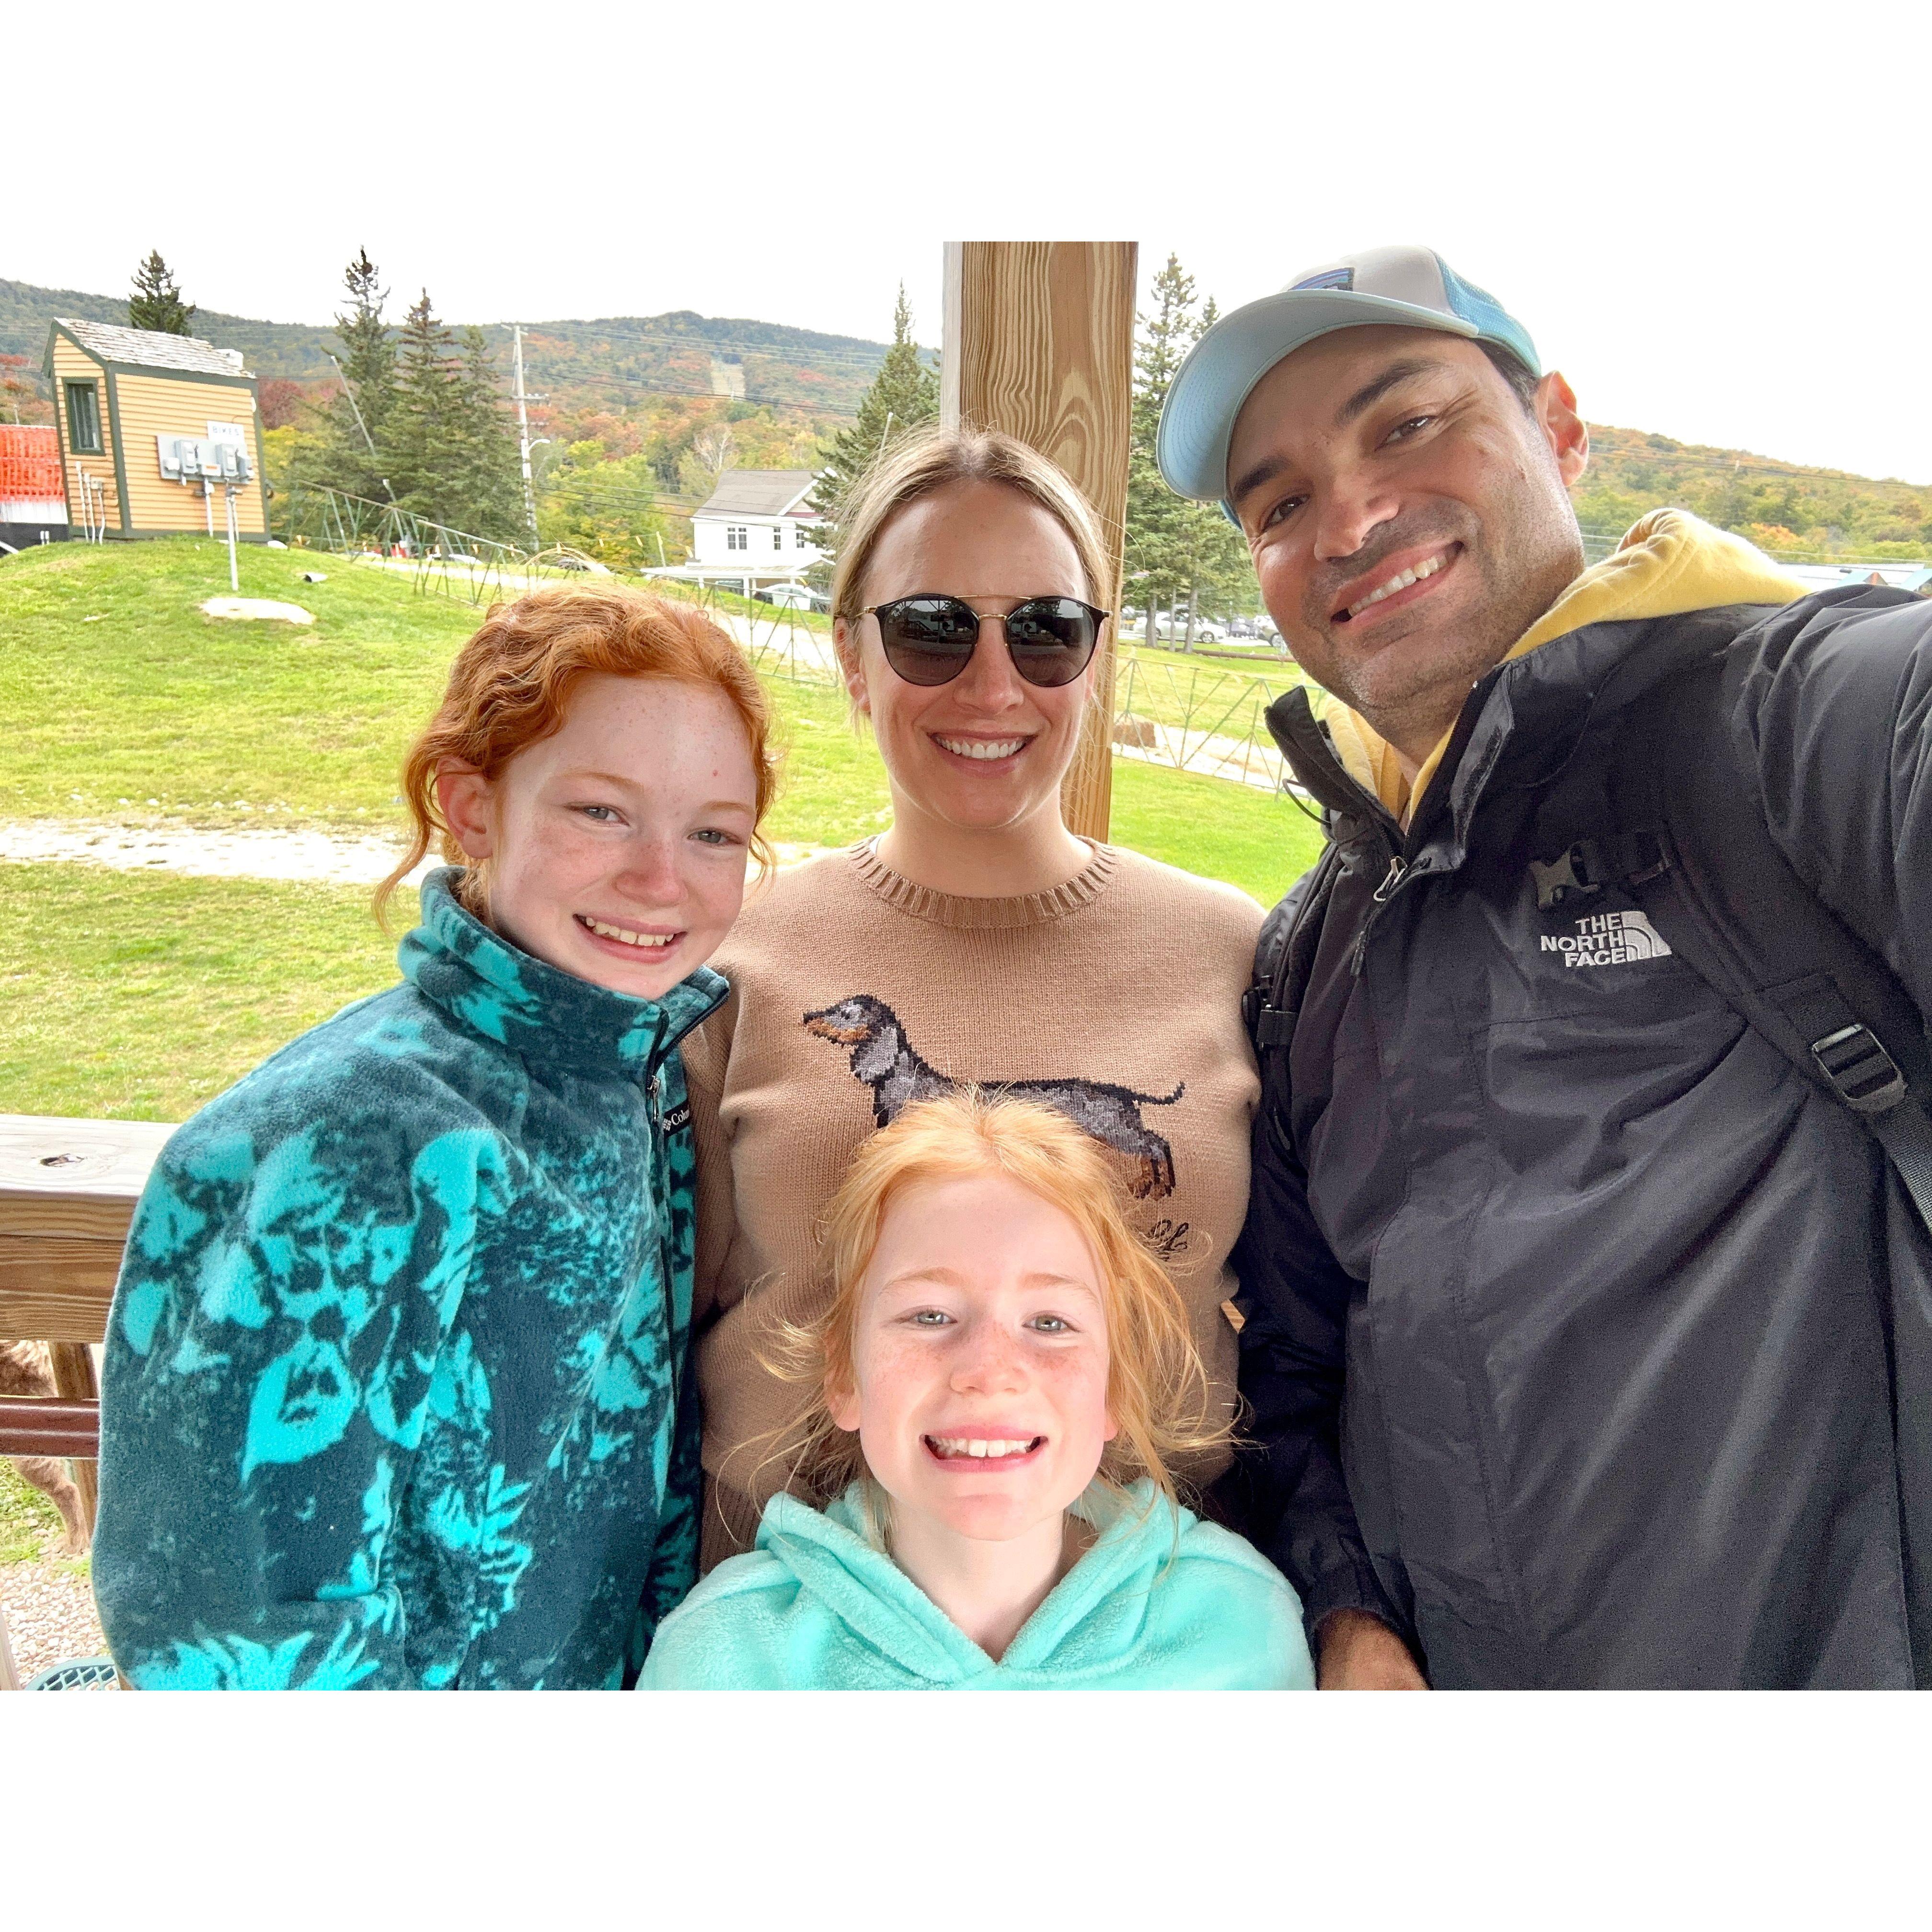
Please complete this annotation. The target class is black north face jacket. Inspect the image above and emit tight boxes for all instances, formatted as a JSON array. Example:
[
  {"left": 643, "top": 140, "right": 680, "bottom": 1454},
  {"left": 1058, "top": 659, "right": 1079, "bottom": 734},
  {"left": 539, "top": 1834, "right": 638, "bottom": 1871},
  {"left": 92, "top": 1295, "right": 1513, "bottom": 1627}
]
[{"left": 1235, "top": 535, "right": 1932, "bottom": 1688}]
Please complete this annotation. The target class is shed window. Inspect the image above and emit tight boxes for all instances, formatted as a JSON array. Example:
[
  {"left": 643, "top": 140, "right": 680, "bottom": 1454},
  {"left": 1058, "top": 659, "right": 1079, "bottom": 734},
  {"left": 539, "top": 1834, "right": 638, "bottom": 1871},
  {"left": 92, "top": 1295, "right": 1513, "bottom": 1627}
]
[{"left": 65, "top": 381, "right": 103, "bottom": 456}]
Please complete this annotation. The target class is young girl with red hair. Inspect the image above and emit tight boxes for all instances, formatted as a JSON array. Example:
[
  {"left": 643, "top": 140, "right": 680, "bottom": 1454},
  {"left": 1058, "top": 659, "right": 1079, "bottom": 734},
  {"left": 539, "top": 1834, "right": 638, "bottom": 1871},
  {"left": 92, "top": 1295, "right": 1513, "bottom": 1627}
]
[
  {"left": 643, "top": 1091, "right": 1313, "bottom": 1689},
  {"left": 93, "top": 587, "right": 776, "bottom": 1690}
]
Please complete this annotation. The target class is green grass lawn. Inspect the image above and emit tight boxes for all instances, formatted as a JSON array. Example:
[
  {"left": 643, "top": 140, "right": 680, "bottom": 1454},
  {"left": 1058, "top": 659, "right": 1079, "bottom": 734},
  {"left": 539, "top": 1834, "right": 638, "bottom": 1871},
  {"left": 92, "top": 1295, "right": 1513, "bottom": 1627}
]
[
  {"left": 0, "top": 538, "right": 1325, "bottom": 1120},
  {"left": 0, "top": 863, "right": 417, "bottom": 1120},
  {"left": 0, "top": 1455, "right": 72, "bottom": 1564}
]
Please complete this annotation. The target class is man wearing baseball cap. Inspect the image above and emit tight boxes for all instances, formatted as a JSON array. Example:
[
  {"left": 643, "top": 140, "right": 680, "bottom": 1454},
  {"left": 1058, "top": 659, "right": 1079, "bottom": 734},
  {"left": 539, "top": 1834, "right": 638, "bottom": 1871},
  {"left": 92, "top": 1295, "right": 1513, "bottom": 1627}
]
[{"left": 1162, "top": 247, "right": 1932, "bottom": 1688}]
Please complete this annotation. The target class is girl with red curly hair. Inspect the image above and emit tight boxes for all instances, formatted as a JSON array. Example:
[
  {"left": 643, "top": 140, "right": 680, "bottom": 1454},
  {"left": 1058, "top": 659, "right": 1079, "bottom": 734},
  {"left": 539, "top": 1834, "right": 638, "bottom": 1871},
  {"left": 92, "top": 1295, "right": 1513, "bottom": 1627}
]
[{"left": 94, "top": 587, "right": 776, "bottom": 1689}]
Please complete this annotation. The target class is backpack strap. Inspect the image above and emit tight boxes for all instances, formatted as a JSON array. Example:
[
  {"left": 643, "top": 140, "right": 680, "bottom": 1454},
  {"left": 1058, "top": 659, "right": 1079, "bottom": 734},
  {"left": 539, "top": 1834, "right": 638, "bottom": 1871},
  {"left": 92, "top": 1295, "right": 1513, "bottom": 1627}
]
[
  {"left": 1246, "top": 839, "right": 1346, "bottom": 1057},
  {"left": 1532, "top": 643, "right": 1932, "bottom": 1237}
]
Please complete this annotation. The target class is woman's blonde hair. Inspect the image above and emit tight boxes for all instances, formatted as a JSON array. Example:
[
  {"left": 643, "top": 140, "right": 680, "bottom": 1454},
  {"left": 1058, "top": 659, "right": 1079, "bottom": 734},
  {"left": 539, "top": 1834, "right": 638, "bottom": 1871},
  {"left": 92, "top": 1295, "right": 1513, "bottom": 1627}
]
[
  {"left": 374, "top": 585, "right": 779, "bottom": 924},
  {"left": 830, "top": 423, "right": 1116, "bottom": 679},
  {"left": 767, "top": 1089, "right": 1226, "bottom": 1523}
]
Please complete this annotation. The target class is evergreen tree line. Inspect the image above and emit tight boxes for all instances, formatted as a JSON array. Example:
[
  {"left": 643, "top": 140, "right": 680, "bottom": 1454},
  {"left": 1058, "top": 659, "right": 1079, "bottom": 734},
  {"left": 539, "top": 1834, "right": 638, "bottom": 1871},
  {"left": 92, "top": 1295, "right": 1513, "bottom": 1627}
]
[{"left": 305, "top": 250, "right": 525, "bottom": 543}]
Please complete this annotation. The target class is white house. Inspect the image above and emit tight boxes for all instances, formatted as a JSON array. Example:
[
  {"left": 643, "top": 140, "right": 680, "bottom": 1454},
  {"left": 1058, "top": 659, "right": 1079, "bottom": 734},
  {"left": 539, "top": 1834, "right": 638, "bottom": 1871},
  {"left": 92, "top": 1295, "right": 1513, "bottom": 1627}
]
[{"left": 688, "top": 470, "right": 827, "bottom": 581}]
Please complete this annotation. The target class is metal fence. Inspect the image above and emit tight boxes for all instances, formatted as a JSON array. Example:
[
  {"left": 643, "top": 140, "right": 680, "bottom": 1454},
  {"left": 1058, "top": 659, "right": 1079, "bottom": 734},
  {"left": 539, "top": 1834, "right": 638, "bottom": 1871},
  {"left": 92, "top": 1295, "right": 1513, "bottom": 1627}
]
[
  {"left": 285, "top": 490, "right": 1306, "bottom": 794},
  {"left": 277, "top": 484, "right": 611, "bottom": 605}
]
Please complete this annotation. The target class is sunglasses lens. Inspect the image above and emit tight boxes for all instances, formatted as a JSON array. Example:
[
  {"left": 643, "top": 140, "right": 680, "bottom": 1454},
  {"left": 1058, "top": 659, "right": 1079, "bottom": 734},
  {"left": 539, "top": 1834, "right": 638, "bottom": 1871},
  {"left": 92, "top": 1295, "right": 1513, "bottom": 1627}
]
[
  {"left": 1003, "top": 598, "right": 1099, "bottom": 687},
  {"left": 877, "top": 597, "right": 978, "bottom": 685}
]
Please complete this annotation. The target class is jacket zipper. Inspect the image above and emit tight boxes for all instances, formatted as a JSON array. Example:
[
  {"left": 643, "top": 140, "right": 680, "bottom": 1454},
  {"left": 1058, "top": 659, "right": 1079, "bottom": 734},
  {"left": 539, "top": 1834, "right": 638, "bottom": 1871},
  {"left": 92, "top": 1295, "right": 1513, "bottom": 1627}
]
[{"left": 1265, "top": 686, "right": 1448, "bottom": 978}]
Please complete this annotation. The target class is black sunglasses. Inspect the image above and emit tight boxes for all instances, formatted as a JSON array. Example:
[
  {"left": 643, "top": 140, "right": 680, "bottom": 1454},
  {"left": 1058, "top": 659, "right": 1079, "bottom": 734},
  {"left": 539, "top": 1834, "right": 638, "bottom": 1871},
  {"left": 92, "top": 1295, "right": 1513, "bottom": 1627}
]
[{"left": 862, "top": 594, "right": 1109, "bottom": 688}]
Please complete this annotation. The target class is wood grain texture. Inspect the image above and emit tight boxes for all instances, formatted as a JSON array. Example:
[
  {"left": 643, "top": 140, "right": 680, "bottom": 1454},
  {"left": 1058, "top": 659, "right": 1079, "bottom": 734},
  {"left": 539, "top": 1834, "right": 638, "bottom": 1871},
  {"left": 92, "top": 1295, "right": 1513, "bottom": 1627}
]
[
  {"left": 941, "top": 242, "right": 1138, "bottom": 840},
  {"left": 0, "top": 1243, "right": 121, "bottom": 1344},
  {"left": 0, "top": 1113, "right": 172, "bottom": 1240}
]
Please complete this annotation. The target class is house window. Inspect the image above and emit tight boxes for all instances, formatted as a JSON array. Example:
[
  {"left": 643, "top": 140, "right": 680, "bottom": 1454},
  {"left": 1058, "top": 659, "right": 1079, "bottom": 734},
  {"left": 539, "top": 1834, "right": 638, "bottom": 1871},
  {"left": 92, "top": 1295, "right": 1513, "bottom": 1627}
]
[
  {"left": 65, "top": 381, "right": 103, "bottom": 456},
  {"left": 726, "top": 526, "right": 747, "bottom": 551},
  {"left": 773, "top": 525, "right": 784, "bottom": 551},
  {"left": 795, "top": 525, "right": 810, "bottom": 549}
]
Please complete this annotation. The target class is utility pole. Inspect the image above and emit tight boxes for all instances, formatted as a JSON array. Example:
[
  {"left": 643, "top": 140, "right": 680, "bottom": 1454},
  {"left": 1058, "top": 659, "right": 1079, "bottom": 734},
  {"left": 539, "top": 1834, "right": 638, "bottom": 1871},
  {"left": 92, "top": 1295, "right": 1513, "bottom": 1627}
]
[{"left": 512, "top": 325, "right": 545, "bottom": 547}]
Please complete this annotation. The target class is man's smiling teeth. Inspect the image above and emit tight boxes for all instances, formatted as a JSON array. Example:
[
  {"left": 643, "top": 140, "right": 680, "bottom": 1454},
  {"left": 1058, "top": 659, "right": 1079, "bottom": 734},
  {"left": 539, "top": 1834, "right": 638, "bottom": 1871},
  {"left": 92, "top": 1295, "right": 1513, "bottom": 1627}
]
[
  {"left": 927, "top": 1435, "right": 1040, "bottom": 1459},
  {"left": 1346, "top": 550, "right": 1449, "bottom": 619},
  {"left": 580, "top": 917, "right": 675, "bottom": 948},
  {"left": 935, "top": 736, "right": 1026, "bottom": 761}
]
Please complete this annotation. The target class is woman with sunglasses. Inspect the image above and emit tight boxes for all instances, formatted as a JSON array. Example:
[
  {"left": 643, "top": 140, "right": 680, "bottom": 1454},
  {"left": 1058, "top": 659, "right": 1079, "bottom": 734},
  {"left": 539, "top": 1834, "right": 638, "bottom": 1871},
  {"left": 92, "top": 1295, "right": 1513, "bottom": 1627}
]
[{"left": 686, "top": 424, "right": 1264, "bottom": 1562}]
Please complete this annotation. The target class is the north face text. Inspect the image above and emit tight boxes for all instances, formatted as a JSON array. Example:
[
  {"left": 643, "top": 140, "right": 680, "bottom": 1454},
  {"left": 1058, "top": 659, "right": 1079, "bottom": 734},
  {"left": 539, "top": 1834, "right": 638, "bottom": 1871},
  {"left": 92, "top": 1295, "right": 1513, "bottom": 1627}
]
[{"left": 1541, "top": 908, "right": 1674, "bottom": 969}]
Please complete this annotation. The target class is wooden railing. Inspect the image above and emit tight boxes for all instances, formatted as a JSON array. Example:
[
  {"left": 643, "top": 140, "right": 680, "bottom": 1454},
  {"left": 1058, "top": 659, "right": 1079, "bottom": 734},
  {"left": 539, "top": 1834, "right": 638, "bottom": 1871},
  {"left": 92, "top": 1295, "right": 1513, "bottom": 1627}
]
[{"left": 0, "top": 1114, "right": 174, "bottom": 1538}]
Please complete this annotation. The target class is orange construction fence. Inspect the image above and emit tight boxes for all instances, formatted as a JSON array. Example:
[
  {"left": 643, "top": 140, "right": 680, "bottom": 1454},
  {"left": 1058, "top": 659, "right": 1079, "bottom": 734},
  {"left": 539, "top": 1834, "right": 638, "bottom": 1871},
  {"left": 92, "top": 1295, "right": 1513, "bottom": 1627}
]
[{"left": 0, "top": 425, "right": 65, "bottom": 500}]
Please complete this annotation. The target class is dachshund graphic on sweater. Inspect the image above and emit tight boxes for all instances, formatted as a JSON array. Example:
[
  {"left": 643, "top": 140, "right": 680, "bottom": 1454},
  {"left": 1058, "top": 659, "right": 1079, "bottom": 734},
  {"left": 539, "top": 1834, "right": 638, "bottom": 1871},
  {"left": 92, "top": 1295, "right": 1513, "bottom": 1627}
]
[{"left": 803, "top": 994, "right": 1184, "bottom": 1199}]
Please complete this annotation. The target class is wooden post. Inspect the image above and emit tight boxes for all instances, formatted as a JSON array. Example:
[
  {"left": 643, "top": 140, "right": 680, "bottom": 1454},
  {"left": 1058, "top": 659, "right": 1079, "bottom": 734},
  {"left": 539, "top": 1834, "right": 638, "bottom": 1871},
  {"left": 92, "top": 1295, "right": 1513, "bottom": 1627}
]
[
  {"left": 941, "top": 242, "right": 1138, "bottom": 841},
  {"left": 47, "top": 1343, "right": 100, "bottom": 1538}
]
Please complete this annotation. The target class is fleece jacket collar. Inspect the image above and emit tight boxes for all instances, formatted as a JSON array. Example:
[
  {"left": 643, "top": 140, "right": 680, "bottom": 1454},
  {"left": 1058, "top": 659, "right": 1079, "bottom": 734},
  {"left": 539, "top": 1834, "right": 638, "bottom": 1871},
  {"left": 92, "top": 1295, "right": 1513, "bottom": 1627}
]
[
  {"left": 399, "top": 867, "right": 727, "bottom": 1084},
  {"left": 1312, "top": 509, "right": 1806, "bottom": 823},
  {"left": 756, "top": 1480, "right": 1181, "bottom": 1683}
]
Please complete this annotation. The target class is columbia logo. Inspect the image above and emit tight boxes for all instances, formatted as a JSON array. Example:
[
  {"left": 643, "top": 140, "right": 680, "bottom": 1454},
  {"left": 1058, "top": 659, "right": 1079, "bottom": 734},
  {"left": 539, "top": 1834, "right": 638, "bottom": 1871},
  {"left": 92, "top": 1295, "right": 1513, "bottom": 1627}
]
[{"left": 1541, "top": 908, "right": 1674, "bottom": 969}]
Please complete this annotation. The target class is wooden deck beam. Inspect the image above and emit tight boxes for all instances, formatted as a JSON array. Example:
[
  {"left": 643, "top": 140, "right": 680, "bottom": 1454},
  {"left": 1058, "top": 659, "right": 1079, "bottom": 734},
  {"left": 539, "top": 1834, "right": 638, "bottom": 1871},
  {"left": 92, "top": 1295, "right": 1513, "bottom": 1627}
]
[{"left": 941, "top": 241, "right": 1138, "bottom": 840}]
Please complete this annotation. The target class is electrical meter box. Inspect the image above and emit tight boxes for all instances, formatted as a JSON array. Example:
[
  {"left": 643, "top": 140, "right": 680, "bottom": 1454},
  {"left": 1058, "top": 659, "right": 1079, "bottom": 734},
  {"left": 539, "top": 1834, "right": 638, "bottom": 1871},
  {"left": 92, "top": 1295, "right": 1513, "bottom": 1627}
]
[{"left": 158, "top": 434, "right": 247, "bottom": 483}]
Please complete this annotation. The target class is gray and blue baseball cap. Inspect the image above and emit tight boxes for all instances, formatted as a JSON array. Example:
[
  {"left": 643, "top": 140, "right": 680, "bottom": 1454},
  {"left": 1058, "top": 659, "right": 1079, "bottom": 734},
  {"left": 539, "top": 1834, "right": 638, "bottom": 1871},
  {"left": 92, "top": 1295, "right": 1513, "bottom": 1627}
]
[{"left": 1156, "top": 245, "right": 1541, "bottom": 505}]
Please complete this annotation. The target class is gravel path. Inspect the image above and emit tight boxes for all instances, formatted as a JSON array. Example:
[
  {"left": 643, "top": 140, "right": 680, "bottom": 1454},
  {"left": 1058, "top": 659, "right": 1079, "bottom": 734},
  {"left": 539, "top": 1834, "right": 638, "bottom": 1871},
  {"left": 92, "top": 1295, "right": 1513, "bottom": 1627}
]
[
  {"left": 0, "top": 1554, "right": 112, "bottom": 1689},
  {"left": 0, "top": 820, "right": 834, "bottom": 885}
]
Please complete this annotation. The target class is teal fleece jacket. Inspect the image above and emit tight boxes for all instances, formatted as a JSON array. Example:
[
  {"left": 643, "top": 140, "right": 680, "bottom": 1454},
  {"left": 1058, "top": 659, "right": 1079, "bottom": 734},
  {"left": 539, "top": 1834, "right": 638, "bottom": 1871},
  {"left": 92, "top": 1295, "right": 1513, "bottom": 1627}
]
[
  {"left": 93, "top": 869, "right": 724, "bottom": 1690},
  {"left": 639, "top": 1480, "right": 1315, "bottom": 1690}
]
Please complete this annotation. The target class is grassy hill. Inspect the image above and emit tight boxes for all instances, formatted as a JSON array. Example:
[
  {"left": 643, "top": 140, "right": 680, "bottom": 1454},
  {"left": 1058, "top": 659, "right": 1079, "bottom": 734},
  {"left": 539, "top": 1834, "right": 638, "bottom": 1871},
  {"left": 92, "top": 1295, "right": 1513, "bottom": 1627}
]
[
  {"left": 0, "top": 538, "right": 1320, "bottom": 1118},
  {"left": 1578, "top": 423, "right": 1932, "bottom": 564}
]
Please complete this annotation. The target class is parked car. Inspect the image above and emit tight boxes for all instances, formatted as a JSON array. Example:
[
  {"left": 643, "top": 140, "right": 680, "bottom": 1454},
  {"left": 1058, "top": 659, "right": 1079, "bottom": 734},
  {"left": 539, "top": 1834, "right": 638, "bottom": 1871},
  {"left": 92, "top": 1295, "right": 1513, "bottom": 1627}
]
[{"left": 757, "top": 582, "right": 828, "bottom": 611}]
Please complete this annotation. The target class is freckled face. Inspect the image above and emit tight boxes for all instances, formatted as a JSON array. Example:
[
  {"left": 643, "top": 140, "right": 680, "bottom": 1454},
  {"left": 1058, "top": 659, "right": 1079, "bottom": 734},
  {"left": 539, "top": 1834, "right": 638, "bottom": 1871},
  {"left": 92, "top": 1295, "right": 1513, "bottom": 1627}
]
[
  {"left": 832, "top": 1172, "right": 1117, "bottom": 1545},
  {"left": 437, "top": 674, "right": 759, "bottom": 1000}
]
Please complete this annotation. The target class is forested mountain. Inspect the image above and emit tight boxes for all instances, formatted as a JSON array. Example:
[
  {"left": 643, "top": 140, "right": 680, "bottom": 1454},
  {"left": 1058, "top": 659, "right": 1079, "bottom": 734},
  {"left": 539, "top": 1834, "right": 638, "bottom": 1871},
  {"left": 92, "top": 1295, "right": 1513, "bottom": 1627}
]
[
  {"left": 8, "top": 268, "right": 1928, "bottom": 569},
  {"left": 1577, "top": 423, "right": 1932, "bottom": 563},
  {"left": 0, "top": 276, "right": 893, "bottom": 419}
]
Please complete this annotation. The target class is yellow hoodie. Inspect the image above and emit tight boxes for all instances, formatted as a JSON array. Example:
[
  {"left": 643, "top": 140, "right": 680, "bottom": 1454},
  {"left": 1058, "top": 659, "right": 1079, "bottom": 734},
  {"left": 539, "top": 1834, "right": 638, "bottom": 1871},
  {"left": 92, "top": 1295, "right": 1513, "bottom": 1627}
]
[{"left": 1311, "top": 510, "right": 1808, "bottom": 824}]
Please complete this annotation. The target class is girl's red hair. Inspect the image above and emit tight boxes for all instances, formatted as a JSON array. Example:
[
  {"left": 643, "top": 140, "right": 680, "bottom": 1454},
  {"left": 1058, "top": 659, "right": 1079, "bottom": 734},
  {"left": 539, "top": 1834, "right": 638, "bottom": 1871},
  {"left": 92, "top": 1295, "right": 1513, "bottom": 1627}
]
[{"left": 375, "top": 585, "right": 778, "bottom": 921}]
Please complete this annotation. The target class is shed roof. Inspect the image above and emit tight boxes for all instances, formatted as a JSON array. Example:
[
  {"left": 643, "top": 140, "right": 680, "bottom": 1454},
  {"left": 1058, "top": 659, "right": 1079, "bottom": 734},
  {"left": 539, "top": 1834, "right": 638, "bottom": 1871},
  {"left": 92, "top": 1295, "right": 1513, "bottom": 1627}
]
[
  {"left": 694, "top": 470, "right": 819, "bottom": 518},
  {"left": 55, "top": 318, "right": 250, "bottom": 379}
]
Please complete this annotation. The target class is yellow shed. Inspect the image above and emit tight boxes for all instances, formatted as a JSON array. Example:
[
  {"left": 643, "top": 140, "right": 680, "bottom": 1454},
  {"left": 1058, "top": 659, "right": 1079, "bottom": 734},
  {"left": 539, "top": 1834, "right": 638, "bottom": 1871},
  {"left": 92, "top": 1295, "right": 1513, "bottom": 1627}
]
[{"left": 42, "top": 318, "right": 270, "bottom": 542}]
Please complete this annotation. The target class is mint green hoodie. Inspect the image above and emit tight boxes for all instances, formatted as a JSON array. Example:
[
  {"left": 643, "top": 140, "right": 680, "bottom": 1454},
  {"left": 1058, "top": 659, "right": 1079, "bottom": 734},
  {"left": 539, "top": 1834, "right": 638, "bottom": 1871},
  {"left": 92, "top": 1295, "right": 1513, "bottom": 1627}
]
[{"left": 639, "top": 1480, "right": 1315, "bottom": 1690}]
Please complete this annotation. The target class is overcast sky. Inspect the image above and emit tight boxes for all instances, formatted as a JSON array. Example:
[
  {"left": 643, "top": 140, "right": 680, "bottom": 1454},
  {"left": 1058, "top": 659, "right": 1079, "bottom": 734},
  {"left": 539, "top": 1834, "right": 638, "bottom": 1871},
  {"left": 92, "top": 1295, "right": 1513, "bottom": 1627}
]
[{"left": 16, "top": 1, "right": 1926, "bottom": 482}]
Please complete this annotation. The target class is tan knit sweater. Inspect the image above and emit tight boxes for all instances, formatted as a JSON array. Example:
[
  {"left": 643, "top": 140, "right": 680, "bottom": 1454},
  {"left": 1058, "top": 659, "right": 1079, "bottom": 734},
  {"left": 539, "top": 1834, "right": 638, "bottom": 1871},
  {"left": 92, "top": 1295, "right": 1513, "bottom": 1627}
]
[{"left": 685, "top": 838, "right": 1264, "bottom": 1560}]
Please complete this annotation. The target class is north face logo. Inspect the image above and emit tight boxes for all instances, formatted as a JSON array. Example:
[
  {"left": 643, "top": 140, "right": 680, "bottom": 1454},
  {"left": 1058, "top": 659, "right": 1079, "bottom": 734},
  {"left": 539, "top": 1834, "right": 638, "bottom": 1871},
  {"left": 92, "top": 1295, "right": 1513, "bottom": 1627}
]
[{"left": 1540, "top": 908, "right": 1674, "bottom": 969}]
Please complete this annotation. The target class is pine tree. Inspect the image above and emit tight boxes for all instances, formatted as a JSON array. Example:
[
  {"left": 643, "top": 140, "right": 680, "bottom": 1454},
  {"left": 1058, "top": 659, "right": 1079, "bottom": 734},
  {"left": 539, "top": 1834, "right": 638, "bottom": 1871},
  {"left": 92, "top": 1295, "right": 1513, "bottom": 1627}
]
[
  {"left": 1123, "top": 256, "right": 1251, "bottom": 650},
  {"left": 446, "top": 327, "right": 527, "bottom": 544},
  {"left": 128, "top": 251, "right": 196, "bottom": 335},
  {"left": 313, "top": 248, "right": 399, "bottom": 508},
  {"left": 1124, "top": 254, "right": 1197, "bottom": 646},
  {"left": 387, "top": 290, "right": 462, "bottom": 528},
  {"left": 807, "top": 285, "right": 939, "bottom": 558}
]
